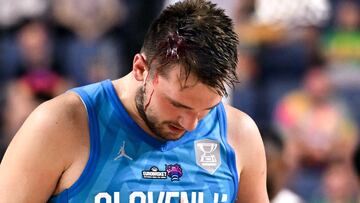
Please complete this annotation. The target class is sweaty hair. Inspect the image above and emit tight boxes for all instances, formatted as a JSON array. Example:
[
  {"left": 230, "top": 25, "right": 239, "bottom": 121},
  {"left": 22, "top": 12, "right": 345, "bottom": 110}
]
[{"left": 141, "top": 0, "right": 239, "bottom": 96}]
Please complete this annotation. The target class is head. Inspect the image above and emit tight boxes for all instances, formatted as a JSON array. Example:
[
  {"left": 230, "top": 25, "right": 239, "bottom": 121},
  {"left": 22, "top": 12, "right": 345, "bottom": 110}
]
[
  {"left": 17, "top": 20, "right": 50, "bottom": 67},
  {"left": 304, "top": 64, "right": 332, "bottom": 101},
  {"left": 336, "top": 1, "right": 360, "bottom": 31},
  {"left": 133, "top": 0, "right": 239, "bottom": 141},
  {"left": 322, "top": 162, "right": 358, "bottom": 201}
]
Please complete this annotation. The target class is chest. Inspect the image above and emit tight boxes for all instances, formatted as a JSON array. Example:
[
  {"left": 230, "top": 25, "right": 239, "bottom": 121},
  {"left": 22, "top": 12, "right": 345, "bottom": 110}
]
[{"left": 83, "top": 136, "right": 236, "bottom": 203}]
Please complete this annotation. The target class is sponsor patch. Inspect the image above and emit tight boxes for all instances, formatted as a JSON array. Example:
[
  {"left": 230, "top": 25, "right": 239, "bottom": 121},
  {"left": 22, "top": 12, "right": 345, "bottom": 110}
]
[{"left": 142, "top": 164, "right": 183, "bottom": 181}]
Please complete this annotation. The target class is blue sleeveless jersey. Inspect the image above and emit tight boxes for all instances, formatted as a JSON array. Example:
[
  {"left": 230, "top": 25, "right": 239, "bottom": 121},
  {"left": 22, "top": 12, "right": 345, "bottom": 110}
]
[{"left": 48, "top": 80, "right": 238, "bottom": 203}]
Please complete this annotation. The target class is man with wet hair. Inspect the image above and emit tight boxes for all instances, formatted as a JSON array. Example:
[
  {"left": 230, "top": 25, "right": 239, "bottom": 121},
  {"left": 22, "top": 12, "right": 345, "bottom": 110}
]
[{"left": 0, "top": 1, "right": 269, "bottom": 202}]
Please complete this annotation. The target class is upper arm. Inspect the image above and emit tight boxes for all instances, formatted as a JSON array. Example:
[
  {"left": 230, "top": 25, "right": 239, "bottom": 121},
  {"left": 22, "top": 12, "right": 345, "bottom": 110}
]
[
  {"left": 225, "top": 105, "right": 269, "bottom": 203},
  {"left": 0, "top": 93, "right": 86, "bottom": 203}
]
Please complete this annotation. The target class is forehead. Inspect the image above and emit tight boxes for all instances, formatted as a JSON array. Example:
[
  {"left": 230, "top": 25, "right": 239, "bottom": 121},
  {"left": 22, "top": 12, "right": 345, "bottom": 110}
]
[{"left": 154, "top": 66, "right": 222, "bottom": 109}]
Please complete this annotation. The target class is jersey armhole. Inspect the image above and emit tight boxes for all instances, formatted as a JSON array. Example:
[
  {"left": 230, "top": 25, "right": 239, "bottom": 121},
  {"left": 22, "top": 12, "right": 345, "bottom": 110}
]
[
  {"left": 218, "top": 102, "right": 239, "bottom": 202},
  {"left": 48, "top": 89, "right": 100, "bottom": 202}
]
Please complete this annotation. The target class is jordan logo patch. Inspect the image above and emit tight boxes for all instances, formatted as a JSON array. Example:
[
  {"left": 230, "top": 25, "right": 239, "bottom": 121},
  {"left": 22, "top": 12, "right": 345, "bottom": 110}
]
[{"left": 114, "top": 141, "right": 133, "bottom": 160}]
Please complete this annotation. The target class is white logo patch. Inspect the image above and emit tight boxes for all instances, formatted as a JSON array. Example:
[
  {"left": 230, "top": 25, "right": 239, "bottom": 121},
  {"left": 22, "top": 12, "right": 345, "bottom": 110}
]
[{"left": 195, "top": 139, "right": 221, "bottom": 174}]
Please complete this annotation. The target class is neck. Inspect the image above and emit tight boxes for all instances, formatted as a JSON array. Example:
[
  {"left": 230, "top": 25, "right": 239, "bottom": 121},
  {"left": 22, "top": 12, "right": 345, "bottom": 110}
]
[{"left": 113, "top": 73, "right": 156, "bottom": 137}]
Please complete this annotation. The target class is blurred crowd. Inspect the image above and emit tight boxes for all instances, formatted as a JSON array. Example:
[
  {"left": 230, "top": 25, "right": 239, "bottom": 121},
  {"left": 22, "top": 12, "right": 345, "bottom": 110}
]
[{"left": 0, "top": 0, "right": 360, "bottom": 202}]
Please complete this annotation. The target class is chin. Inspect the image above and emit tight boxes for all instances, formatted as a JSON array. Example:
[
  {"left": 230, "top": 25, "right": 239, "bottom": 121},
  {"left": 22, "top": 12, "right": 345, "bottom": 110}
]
[{"left": 160, "top": 132, "right": 185, "bottom": 141}]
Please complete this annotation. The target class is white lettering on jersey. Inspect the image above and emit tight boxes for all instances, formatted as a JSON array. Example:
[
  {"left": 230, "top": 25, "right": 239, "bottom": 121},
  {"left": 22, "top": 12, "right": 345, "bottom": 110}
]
[
  {"left": 94, "top": 191, "right": 228, "bottom": 203},
  {"left": 191, "top": 192, "right": 197, "bottom": 203},
  {"left": 221, "top": 194, "right": 228, "bottom": 202},
  {"left": 95, "top": 192, "right": 120, "bottom": 203},
  {"left": 180, "top": 192, "right": 188, "bottom": 203},
  {"left": 164, "top": 192, "right": 178, "bottom": 203},
  {"left": 158, "top": 192, "right": 165, "bottom": 203},
  {"left": 95, "top": 192, "right": 111, "bottom": 203},
  {"left": 130, "top": 192, "right": 146, "bottom": 203}
]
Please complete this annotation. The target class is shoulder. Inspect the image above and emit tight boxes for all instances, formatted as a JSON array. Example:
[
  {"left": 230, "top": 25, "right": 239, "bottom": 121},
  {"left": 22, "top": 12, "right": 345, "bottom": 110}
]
[
  {"left": 2, "top": 90, "right": 89, "bottom": 172},
  {"left": 223, "top": 104, "right": 269, "bottom": 202},
  {"left": 223, "top": 104, "right": 260, "bottom": 138},
  {"left": 32, "top": 91, "right": 89, "bottom": 159},
  {"left": 29, "top": 92, "right": 88, "bottom": 140},
  {"left": 0, "top": 92, "right": 89, "bottom": 201},
  {"left": 223, "top": 104, "right": 265, "bottom": 172},
  {"left": 7, "top": 91, "right": 88, "bottom": 164},
  {"left": 223, "top": 104, "right": 262, "bottom": 149}
]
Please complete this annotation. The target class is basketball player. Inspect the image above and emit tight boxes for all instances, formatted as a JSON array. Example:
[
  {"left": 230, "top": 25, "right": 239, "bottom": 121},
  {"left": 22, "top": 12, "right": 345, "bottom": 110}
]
[{"left": 0, "top": 0, "right": 269, "bottom": 202}]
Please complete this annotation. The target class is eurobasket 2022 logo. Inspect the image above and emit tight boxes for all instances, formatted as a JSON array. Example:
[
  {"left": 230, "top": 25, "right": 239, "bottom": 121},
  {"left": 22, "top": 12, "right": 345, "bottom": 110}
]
[{"left": 142, "top": 164, "right": 183, "bottom": 181}]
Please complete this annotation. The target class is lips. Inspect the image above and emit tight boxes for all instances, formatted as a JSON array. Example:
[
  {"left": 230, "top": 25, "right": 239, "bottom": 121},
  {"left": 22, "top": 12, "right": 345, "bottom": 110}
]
[{"left": 168, "top": 124, "right": 184, "bottom": 133}]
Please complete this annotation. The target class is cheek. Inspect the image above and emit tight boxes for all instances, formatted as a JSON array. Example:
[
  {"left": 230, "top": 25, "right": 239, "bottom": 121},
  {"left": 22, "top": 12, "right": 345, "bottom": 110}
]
[
  {"left": 149, "top": 94, "right": 180, "bottom": 119},
  {"left": 198, "top": 110, "right": 210, "bottom": 120}
]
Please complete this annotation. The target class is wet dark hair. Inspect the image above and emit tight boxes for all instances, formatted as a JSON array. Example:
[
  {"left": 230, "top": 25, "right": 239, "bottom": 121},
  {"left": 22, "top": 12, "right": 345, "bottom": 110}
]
[{"left": 141, "top": 0, "right": 239, "bottom": 96}]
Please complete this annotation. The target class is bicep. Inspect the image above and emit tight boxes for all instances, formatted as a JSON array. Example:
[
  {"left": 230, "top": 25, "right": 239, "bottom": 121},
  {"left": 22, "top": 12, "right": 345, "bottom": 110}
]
[
  {"left": 0, "top": 104, "right": 69, "bottom": 203},
  {"left": 226, "top": 109, "right": 269, "bottom": 203},
  {"left": 235, "top": 134, "right": 268, "bottom": 203}
]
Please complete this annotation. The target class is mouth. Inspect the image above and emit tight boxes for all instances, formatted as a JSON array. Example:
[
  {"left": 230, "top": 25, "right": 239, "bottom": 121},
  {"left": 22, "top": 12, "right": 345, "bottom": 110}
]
[{"left": 168, "top": 123, "right": 185, "bottom": 134}]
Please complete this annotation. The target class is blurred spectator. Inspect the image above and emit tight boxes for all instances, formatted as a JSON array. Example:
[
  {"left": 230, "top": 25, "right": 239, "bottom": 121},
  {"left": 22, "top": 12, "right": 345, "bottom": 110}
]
[
  {"left": 230, "top": 44, "right": 261, "bottom": 116},
  {"left": 274, "top": 63, "right": 358, "bottom": 201},
  {"left": 119, "top": 0, "right": 167, "bottom": 69},
  {"left": 0, "top": 0, "right": 166, "bottom": 161},
  {"left": 14, "top": 20, "right": 70, "bottom": 90},
  {"left": 1, "top": 80, "right": 51, "bottom": 153},
  {"left": 0, "top": 0, "right": 48, "bottom": 27},
  {"left": 254, "top": 0, "right": 330, "bottom": 29},
  {"left": 231, "top": 0, "right": 331, "bottom": 127},
  {"left": 322, "top": 0, "right": 360, "bottom": 88},
  {"left": 0, "top": 72, "right": 69, "bottom": 160},
  {"left": 0, "top": 20, "right": 70, "bottom": 160},
  {"left": 322, "top": 0, "right": 360, "bottom": 126},
  {"left": 50, "top": 0, "right": 126, "bottom": 85},
  {"left": 52, "top": 0, "right": 126, "bottom": 40},
  {"left": 1, "top": 20, "right": 65, "bottom": 82},
  {"left": 50, "top": 0, "right": 165, "bottom": 85},
  {"left": 16, "top": 21, "right": 54, "bottom": 75},
  {"left": 311, "top": 162, "right": 359, "bottom": 203},
  {"left": 261, "top": 127, "right": 304, "bottom": 203},
  {"left": 323, "top": 1, "right": 360, "bottom": 62},
  {"left": 0, "top": 30, "right": 18, "bottom": 83}
]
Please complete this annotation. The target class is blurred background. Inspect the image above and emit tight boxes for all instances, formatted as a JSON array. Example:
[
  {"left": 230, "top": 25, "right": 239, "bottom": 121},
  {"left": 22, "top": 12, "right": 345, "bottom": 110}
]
[{"left": 0, "top": 0, "right": 359, "bottom": 202}]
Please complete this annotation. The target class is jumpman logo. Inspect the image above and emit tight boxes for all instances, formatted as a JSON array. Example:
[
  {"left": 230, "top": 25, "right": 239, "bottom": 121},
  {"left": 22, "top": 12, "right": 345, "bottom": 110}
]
[{"left": 114, "top": 141, "right": 133, "bottom": 160}]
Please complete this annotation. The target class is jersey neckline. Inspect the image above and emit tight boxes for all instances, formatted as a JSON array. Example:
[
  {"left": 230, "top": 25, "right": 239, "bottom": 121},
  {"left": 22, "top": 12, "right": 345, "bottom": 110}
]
[{"left": 102, "top": 79, "right": 218, "bottom": 151}]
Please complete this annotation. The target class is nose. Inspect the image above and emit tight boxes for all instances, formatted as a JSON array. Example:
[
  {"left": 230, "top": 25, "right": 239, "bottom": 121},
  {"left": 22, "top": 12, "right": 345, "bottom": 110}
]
[{"left": 178, "top": 112, "right": 199, "bottom": 131}]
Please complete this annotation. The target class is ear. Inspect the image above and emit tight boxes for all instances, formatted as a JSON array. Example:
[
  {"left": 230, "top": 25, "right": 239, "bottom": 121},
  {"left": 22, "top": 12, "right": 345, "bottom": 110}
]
[{"left": 132, "top": 53, "right": 149, "bottom": 82}]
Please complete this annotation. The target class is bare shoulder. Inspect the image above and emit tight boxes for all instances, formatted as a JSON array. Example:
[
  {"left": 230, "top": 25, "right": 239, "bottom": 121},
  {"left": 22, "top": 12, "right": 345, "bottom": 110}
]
[
  {"left": 224, "top": 104, "right": 269, "bottom": 202},
  {"left": 19, "top": 91, "right": 88, "bottom": 148},
  {"left": 224, "top": 104, "right": 262, "bottom": 148},
  {"left": 4, "top": 91, "right": 88, "bottom": 156},
  {"left": 223, "top": 104, "right": 264, "bottom": 172},
  {"left": 0, "top": 92, "right": 89, "bottom": 202}
]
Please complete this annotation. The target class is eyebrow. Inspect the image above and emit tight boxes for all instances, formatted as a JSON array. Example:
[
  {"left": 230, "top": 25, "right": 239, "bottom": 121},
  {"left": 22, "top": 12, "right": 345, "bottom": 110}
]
[{"left": 167, "top": 97, "right": 219, "bottom": 111}]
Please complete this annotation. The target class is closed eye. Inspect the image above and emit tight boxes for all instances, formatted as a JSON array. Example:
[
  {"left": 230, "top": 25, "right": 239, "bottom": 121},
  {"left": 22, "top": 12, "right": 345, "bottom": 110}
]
[
  {"left": 166, "top": 95, "right": 219, "bottom": 111},
  {"left": 170, "top": 100, "right": 192, "bottom": 110}
]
